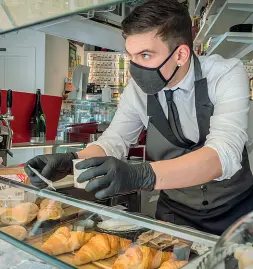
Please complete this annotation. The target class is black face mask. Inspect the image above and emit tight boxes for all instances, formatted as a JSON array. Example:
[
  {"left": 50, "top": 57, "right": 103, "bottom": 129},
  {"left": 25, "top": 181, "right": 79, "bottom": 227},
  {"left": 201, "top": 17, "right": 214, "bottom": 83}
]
[{"left": 129, "top": 46, "right": 180, "bottom": 95}]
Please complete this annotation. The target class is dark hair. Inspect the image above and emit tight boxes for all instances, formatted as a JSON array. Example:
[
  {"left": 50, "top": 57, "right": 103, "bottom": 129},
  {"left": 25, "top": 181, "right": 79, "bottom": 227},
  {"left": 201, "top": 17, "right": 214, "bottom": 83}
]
[{"left": 122, "top": 0, "right": 193, "bottom": 51}]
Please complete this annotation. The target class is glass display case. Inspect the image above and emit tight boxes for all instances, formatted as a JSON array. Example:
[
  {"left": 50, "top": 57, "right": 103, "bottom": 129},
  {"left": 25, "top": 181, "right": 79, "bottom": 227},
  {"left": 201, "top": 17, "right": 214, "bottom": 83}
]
[
  {"left": 63, "top": 99, "right": 118, "bottom": 124},
  {"left": 195, "top": 211, "right": 253, "bottom": 269},
  {"left": 57, "top": 100, "right": 118, "bottom": 142},
  {"left": 0, "top": 176, "right": 219, "bottom": 269}
]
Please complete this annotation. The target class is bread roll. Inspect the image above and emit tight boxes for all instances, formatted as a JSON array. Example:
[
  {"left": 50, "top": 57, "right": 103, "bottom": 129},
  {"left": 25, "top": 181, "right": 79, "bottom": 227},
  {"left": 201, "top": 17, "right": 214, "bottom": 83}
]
[
  {"left": 40, "top": 199, "right": 62, "bottom": 209},
  {"left": 1, "top": 202, "right": 38, "bottom": 225},
  {"left": 0, "top": 207, "right": 7, "bottom": 216},
  {"left": 0, "top": 225, "right": 27, "bottom": 241},
  {"left": 37, "top": 199, "right": 64, "bottom": 221}
]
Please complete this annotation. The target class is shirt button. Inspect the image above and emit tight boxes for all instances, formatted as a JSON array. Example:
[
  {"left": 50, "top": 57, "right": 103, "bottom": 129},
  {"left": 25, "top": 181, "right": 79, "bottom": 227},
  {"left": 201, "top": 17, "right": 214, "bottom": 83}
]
[
  {"left": 202, "top": 200, "right": 209, "bottom": 206},
  {"left": 200, "top": 185, "right": 207, "bottom": 192}
]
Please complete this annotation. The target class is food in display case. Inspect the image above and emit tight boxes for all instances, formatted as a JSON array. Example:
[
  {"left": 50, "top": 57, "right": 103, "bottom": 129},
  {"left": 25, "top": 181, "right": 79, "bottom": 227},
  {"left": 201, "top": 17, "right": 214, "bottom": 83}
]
[
  {"left": 74, "top": 233, "right": 131, "bottom": 265},
  {"left": 0, "top": 225, "right": 27, "bottom": 241},
  {"left": 0, "top": 177, "right": 214, "bottom": 269},
  {"left": 37, "top": 199, "right": 65, "bottom": 221},
  {"left": 112, "top": 245, "right": 177, "bottom": 269},
  {"left": 234, "top": 246, "right": 253, "bottom": 269},
  {"left": 41, "top": 226, "right": 95, "bottom": 256},
  {"left": 1, "top": 202, "right": 39, "bottom": 226},
  {"left": 158, "top": 260, "right": 188, "bottom": 269}
]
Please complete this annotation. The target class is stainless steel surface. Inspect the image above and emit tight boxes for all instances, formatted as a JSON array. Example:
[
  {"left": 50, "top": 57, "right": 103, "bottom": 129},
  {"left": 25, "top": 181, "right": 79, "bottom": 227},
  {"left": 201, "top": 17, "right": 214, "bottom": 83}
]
[{"left": 12, "top": 140, "right": 84, "bottom": 149}]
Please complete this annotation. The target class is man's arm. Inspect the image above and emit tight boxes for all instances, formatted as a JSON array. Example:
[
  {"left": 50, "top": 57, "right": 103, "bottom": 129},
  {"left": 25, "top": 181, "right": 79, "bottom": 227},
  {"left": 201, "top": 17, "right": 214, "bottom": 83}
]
[
  {"left": 152, "top": 147, "right": 221, "bottom": 189},
  {"left": 153, "top": 62, "right": 250, "bottom": 190},
  {"left": 77, "top": 80, "right": 144, "bottom": 160},
  {"left": 77, "top": 145, "right": 106, "bottom": 159}
]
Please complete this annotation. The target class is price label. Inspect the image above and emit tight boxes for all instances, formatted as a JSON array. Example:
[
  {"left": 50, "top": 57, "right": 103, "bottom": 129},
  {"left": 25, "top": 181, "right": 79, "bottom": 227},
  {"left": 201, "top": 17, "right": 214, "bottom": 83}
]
[{"left": 0, "top": 184, "right": 24, "bottom": 200}]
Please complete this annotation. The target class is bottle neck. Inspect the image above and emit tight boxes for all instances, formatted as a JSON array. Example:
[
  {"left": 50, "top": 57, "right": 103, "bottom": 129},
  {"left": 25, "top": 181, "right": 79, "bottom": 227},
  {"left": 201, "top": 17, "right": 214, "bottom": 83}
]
[{"left": 36, "top": 91, "right": 41, "bottom": 104}]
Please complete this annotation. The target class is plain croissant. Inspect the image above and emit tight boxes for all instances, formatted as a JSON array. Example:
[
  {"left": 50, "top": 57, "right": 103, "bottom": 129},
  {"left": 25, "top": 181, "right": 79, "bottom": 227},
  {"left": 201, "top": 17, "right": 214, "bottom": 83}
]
[
  {"left": 74, "top": 233, "right": 132, "bottom": 265},
  {"left": 158, "top": 260, "right": 188, "bottom": 269},
  {"left": 112, "top": 245, "right": 176, "bottom": 269},
  {"left": 41, "top": 226, "right": 94, "bottom": 256}
]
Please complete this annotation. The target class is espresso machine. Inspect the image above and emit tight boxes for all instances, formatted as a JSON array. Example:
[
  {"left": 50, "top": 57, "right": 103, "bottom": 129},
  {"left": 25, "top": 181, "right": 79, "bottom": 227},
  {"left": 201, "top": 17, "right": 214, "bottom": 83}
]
[{"left": 0, "top": 90, "right": 14, "bottom": 166}]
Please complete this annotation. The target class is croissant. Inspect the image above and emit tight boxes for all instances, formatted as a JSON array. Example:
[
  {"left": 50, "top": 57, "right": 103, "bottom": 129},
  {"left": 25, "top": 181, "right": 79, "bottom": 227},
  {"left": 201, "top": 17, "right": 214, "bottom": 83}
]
[
  {"left": 158, "top": 260, "right": 187, "bottom": 269},
  {"left": 74, "top": 233, "right": 132, "bottom": 265},
  {"left": 112, "top": 245, "right": 176, "bottom": 269},
  {"left": 41, "top": 226, "right": 94, "bottom": 256}
]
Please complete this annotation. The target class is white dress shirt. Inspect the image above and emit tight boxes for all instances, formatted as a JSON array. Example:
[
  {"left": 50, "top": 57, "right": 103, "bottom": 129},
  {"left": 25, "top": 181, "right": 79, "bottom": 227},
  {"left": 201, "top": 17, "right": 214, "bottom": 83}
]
[{"left": 89, "top": 54, "right": 250, "bottom": 181}]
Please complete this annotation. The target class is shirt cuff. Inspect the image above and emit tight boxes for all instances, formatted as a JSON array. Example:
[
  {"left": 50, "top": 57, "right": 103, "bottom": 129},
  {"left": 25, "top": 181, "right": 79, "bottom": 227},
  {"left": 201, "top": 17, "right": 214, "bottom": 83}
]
[{"left": 204, "top": 144, "right": 242, "bottom": 181}]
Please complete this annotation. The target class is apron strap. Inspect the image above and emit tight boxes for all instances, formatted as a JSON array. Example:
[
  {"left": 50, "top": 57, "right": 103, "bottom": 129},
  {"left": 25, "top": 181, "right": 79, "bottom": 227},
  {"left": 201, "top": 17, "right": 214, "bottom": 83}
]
[
  {"left": 147, "top": 94, "right": 191, "bottom": 149},
  {"left": 193, "top": 54, "right": 214, "bottom": 148}
]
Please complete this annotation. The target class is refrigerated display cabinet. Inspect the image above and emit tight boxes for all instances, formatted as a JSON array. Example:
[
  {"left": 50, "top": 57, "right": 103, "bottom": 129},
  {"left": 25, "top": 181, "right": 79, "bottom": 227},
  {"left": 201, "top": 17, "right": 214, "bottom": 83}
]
[{"left": 0, "top": 176, "right": 219, "bottom": 269}]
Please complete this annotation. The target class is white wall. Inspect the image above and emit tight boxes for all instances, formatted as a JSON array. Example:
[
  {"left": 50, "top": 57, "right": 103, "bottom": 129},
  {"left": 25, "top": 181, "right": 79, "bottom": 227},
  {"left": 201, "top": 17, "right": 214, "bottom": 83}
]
[
  {"left": 44, "top": 34, "right": 85, "bottom": 96},
  {"left": 0, "top": 29, "right": 46, "bottom": 92},
  {"left": 44, "top": 35, "right": 69, "bottom": 97},
  {"left": 247, "top": 103, "right": 253, "bottom": 171}
]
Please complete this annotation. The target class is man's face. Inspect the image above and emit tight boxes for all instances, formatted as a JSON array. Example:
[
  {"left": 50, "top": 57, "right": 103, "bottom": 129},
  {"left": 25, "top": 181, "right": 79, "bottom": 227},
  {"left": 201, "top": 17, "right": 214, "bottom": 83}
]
[{"left": 125, "top": 30, "right": 178, "bottom": 81}]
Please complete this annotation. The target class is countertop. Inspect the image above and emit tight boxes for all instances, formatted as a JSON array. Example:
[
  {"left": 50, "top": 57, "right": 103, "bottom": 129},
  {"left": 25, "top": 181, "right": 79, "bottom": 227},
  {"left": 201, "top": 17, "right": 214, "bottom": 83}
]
[{"left": 12, "top": 141, "right": 84, "bottom": 149}]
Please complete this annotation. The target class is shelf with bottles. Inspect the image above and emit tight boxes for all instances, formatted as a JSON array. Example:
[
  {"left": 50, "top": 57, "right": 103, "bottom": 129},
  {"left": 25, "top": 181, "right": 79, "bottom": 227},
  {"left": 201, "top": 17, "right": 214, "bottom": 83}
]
[
  {"left": 193, "top": 0, "right": 226, "bottom": 45},
  {"left": 193, "top": 0, "right": 253, "bottom": 58},
  {"left": 88, "top": 78, "right": 122, "bottom": 87},
  {"left": 89, "top": 69, "right": 129, "bottom": 77},
  {"left": 194, "top": 0, "right": 207, "bottom": 16}
]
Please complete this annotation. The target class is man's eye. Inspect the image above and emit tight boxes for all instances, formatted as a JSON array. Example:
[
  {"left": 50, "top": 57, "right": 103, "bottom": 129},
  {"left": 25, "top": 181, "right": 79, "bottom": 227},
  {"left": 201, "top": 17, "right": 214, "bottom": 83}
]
[{"left": 142, "top": 54, "right": 151, "bottom": 59}]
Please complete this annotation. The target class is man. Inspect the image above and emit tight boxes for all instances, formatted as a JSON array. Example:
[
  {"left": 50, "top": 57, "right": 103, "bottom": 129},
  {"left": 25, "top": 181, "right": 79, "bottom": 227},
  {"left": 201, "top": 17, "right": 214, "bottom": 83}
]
[{"left": 25, "top": 0, "right": 252, "bottom": 236}]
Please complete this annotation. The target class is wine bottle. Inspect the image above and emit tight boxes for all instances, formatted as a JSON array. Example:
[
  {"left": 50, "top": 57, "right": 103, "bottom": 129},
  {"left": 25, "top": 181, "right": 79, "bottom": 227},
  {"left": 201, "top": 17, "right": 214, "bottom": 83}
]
[{"left": 30, "top": 89, "right": 46, "bottom": 143}]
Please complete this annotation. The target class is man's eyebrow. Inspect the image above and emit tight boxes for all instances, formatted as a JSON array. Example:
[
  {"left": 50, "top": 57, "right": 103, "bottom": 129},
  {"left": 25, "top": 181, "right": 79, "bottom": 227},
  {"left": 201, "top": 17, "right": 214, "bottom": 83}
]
[{"left": 125, "top": 48, "right": 156, "bottom": 55}]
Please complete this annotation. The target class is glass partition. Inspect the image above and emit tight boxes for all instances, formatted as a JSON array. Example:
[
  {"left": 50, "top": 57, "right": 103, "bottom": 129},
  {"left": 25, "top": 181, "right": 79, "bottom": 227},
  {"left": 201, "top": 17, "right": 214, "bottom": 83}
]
[{"left": 0, "top": 0, "right": 136, "bottom": 34}]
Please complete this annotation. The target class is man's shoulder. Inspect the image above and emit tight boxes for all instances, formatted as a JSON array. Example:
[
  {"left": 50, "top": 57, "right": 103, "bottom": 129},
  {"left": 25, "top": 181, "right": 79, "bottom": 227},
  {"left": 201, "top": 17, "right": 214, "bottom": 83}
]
[{"left": 198, "top": 54, "right": 244, "bottom": 81}]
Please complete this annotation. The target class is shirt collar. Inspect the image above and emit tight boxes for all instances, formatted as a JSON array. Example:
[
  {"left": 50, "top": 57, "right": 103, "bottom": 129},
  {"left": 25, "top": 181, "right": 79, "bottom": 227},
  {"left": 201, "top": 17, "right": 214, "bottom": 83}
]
[{"left": 165, "top": 55, "right": 195, "bottom": 92}]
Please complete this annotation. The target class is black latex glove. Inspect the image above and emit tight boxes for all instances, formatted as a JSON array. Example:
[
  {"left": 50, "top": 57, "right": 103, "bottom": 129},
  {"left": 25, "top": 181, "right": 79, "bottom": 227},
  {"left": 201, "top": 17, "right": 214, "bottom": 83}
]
[
  {"left": 76, "top": 156, "right": 156, "bottom": 199},
  {"left": 24, "top": 152, "right": 78, "bottom": 188}
]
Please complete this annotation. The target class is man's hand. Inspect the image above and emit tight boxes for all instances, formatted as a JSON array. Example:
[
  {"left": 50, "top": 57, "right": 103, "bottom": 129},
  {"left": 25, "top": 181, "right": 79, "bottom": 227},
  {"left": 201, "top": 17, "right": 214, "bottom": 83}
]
[
  {"left": 76, "top": 157, "right": 156, "bottom": 199},
  {"left": 24, "top": 152, "right": 78, "bottom": 188}
]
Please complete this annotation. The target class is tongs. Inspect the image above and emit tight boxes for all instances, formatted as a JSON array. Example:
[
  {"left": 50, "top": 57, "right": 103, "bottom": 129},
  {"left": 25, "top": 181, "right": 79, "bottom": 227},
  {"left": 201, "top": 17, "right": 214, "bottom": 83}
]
[{"left": 28, "top": 165, "right": 56, "bottom": 191}]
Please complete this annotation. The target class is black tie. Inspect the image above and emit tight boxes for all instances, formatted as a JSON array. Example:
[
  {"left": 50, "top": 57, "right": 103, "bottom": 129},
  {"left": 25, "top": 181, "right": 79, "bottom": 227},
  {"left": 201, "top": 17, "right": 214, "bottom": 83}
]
[{"left": 165, "top": 89, "right": 192, "bottom": 145}]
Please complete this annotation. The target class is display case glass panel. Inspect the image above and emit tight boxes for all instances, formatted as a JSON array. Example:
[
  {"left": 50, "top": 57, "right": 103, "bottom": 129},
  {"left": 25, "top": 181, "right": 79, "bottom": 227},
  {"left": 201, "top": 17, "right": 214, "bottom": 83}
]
[{"left": 0, "top": 176, "right": 218, "bottom": 269}]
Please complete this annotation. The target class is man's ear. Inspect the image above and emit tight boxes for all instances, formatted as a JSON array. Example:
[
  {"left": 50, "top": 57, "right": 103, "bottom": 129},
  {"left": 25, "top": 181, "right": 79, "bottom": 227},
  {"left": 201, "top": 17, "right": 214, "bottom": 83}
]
[{"left": 176, "top": 45, "right": 191, "bottom": 66}]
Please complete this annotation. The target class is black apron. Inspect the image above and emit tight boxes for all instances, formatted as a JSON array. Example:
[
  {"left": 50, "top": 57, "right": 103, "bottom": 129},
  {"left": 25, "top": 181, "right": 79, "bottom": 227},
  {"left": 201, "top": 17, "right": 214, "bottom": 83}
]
[{"left": 146, "top": 54, "right": 253, "bottom": 236}]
